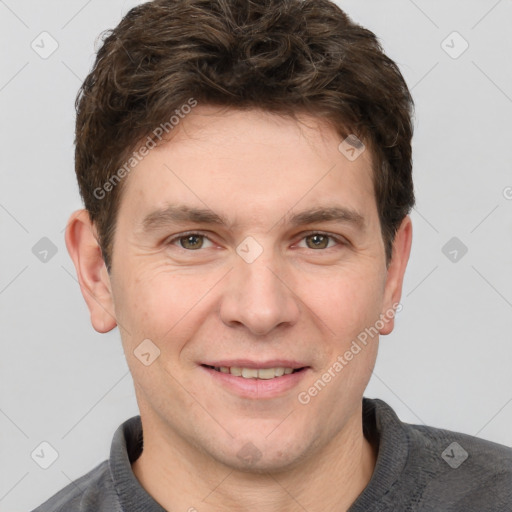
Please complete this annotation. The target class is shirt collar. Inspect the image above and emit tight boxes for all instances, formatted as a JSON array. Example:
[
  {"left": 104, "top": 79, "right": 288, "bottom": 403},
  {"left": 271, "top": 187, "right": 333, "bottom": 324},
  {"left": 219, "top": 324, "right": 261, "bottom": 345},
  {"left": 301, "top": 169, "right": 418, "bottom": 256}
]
[{"left": 108, "top": 397, "right": 409, "bottom": 511}]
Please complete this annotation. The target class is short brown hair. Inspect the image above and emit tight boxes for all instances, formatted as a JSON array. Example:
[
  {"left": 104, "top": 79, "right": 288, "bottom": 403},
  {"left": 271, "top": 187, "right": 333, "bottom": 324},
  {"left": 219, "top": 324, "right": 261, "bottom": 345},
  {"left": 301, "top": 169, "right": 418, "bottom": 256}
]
[{"left": 74, "top": 0, "right": 415, "bottom": 272}]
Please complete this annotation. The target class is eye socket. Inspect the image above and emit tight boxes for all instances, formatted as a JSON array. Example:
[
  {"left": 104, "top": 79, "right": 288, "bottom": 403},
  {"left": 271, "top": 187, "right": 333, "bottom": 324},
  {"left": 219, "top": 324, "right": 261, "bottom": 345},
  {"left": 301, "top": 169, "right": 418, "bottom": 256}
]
[
  {"left": 166, "top": 231, "right": 346, "bottom": 251},
  {"left": 296, "top": 232, "right": 347, "bottom": 250},
  {"left": 168, "top": 233, "right": 214, "bottom": 250}
]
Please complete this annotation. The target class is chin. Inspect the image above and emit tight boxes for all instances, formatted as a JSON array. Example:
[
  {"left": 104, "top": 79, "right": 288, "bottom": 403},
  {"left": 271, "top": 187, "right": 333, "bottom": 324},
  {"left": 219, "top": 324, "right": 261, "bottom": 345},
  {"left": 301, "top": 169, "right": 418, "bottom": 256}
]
[{"left": 206, "top": 434, "right": 315, "bottom": 475}]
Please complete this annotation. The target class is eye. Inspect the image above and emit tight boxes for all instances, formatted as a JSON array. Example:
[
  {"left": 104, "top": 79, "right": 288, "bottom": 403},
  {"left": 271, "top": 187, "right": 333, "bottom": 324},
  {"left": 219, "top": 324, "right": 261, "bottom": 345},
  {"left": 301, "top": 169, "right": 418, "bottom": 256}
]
[
  {"left": 168, "top": 232, "right": 214, "bottom": 250},
  {"left": 297, "top": 232, "right": 345, "bottom": 250},
  {"left": 166, "top": 231, "right": 346, "bottom": 252}
]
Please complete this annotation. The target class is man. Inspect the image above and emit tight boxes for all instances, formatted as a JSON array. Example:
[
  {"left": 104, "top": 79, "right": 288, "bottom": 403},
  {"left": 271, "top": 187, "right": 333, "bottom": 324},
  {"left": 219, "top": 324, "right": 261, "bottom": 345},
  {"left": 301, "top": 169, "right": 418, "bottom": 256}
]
[{"left": 32, "top": 0, "right": 512, "bottom": 510}]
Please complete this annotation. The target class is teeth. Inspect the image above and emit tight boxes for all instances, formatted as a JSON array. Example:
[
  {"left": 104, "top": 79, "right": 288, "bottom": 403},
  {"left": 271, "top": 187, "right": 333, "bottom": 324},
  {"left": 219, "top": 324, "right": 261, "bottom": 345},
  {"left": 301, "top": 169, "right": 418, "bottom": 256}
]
[
  {"left": 242, "top": 368, "right": 258, "bottom": 378},
  {"left": 210, "top": 365, "right": 300, "bottom": 379},
  {"left": 256, "top": 368, "right": 276, "bottom": 380},
  {"left": 230, "top": 366, "right": 243, "bottom": 376}
]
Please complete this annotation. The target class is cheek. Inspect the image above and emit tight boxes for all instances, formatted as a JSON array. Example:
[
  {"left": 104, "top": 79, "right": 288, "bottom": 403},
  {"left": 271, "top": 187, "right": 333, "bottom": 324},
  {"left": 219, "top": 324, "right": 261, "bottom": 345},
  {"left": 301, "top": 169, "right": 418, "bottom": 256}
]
[
  {"left": 112, "top": 267, "right": 215, "bottom": 346},
  {"left": 111, "top": 268, "right": 171, "bottom": 341},
  {"left": 306, "top": 266, "right": 384, "bottom": 342}
]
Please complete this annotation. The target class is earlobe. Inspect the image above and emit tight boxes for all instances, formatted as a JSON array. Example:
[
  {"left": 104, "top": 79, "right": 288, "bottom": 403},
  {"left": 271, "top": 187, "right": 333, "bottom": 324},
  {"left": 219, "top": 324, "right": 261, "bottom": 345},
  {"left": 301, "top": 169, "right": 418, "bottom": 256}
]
[
  {"left": 379, "top": 215, "right": 413, "bottom": 335},
  {"left": 64, "top": 209, "right": 117, "bottom": 333}
]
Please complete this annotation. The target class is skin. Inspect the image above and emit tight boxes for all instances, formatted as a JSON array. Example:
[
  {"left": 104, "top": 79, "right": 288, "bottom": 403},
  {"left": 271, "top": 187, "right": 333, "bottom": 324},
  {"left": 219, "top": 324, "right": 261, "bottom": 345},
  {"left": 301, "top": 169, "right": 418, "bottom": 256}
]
[{"left": 66, "top": 106, "right": 412, "bottom": 512}]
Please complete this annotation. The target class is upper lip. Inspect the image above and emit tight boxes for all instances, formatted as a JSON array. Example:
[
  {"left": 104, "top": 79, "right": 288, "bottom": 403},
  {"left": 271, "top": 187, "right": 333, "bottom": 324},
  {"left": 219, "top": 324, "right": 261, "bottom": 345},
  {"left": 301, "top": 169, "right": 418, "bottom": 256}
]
[{"left": 201, "top": 359, "right": 308, "bottom": 369}]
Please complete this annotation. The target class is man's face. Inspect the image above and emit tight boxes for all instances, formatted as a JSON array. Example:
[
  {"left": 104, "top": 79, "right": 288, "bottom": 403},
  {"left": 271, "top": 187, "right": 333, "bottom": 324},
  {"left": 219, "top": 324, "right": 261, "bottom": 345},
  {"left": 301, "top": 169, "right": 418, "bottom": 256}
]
[{"left": 103, "top": 106, "right": 406, "bottom": 471}]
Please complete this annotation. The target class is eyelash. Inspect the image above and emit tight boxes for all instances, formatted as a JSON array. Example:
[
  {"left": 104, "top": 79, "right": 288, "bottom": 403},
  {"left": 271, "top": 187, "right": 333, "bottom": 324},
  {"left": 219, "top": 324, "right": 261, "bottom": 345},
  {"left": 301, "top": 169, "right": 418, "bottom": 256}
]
[{"left": 166, "top": 231, "right": 348, "bottom": 250}]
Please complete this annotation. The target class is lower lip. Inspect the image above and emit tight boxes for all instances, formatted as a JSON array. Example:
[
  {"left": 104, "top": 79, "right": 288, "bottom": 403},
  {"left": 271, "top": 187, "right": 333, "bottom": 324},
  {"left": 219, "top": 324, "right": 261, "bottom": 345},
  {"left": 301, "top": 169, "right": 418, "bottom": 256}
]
[{"left": 199, "top": 365, "right": 310, "bottom": 399}]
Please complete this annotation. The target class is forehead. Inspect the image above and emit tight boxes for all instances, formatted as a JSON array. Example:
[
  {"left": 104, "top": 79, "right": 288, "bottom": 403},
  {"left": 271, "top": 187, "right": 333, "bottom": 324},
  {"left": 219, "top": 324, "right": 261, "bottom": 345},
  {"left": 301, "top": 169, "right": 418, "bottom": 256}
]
[{"left": 116, "top": 106, "right": 377, "bottom": 229}]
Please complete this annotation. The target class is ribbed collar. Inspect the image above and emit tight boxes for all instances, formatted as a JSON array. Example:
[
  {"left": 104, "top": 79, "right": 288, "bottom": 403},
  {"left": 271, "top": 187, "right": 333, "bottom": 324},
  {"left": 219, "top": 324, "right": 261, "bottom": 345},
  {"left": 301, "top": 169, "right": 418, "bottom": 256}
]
[
  {"left": 348, "top": 397, "right": 410, "bottom": 511},
  {"left": 109, "top": 414, "right": 166, "bottom": 511},
  {"left": 109, "top": 397, "right": 409, "bottom": 511}
]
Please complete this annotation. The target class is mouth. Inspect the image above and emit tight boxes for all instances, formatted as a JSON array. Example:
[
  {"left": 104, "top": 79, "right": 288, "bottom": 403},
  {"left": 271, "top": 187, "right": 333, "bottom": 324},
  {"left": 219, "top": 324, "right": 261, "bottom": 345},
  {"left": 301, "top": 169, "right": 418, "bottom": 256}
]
[
  {"left": 201, "top": 364, "right": 307, "bottom": 380},
  {"left": 199, "top": 361, "right": 311, "bottom": 399}
]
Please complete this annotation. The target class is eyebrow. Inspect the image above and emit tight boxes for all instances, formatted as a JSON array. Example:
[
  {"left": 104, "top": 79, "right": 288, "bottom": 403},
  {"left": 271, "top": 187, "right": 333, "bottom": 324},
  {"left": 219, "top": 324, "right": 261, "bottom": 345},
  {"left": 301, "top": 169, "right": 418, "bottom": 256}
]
[{"left": 140, "top": 204, "right": 366, "bottom": 233}]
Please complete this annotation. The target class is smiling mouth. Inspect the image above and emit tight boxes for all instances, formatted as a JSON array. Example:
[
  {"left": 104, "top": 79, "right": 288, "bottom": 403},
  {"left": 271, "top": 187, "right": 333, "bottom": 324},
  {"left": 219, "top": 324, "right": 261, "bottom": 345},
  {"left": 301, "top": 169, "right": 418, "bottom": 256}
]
[{"left": 202, "top": 364, "right": 306, "bottom": 380}]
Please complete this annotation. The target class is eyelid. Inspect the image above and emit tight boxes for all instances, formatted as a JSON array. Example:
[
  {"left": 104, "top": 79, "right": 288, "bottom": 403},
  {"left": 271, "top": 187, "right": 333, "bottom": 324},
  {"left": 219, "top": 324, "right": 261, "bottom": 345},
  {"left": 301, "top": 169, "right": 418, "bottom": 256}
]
[
  {"left": 166, "top": 230, "right": 215, "bottom": 248},
  {"left": 294, "top": 230, "right": 348, "bottom": 248},
  {"left": 166, "top": 230, "right": 348, "bottom": 249}
]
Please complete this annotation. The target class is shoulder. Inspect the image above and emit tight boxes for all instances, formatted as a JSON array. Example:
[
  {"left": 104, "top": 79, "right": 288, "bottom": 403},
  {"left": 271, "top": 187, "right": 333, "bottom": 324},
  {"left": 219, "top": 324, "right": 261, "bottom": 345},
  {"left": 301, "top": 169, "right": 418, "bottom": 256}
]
[
  {"left": 409, "top": 419, "right": 512, "bottom": 471},
  {"left": 404, "top": 419, "right": 512, "bottom": 509},
  {"left": 365, "top": 398, "right": 512, "bottom": 511},
  {"left": 31, "top": 415, "right": 142, "bottom": 512},
  {"left": 30, "top": 460, "right": 120, "bottom": 512}
]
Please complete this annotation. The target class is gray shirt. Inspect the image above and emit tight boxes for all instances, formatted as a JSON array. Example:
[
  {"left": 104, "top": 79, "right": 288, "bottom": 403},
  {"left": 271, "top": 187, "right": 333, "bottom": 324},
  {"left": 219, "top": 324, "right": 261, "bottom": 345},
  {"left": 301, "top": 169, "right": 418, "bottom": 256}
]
[{"left": 31, "top": 397, "right": 512, "bottom": 511}]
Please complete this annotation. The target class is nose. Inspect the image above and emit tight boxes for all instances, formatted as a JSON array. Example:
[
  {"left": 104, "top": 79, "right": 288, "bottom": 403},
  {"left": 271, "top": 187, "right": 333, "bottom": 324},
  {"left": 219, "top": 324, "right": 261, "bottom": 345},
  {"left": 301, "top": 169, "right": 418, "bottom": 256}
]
[{"left": 219, "top": 249, "right": 300, "bottom": 336}]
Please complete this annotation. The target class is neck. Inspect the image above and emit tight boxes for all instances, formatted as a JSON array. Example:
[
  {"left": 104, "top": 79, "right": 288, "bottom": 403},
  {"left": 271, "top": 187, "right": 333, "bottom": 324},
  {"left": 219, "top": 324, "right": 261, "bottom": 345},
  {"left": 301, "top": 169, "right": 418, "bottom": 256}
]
[{"left": 132, "top": 405, "right": 377, "bottom": 512}]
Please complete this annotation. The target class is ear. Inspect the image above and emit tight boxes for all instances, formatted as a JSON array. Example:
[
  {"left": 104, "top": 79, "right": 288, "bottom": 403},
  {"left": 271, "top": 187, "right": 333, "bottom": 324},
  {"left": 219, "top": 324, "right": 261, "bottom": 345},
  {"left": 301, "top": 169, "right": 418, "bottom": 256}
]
[
  {"left": 65, "top": 209, "right": 117, "bottom": 333},
  {"left": 379, "top": 215, "right": 412, "bottom": 335}
]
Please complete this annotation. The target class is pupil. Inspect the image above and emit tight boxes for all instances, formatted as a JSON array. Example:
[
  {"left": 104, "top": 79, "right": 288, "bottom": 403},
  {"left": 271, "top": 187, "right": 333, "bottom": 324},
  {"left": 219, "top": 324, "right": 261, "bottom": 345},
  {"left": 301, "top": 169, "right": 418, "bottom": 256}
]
[
  {"left": 308, "top": 234, "right": 327, "bottom": 249},
  {"left": 182, "top": 235, "right": 202, "bottom": 249}
]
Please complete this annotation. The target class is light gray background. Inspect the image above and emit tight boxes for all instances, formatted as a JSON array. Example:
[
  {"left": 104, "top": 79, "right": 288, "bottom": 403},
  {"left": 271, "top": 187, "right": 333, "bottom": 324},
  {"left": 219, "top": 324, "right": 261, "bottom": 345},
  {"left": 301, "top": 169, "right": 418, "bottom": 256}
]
[{"left": 1, "top": 0, "right": 511, "bottom": 510}]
